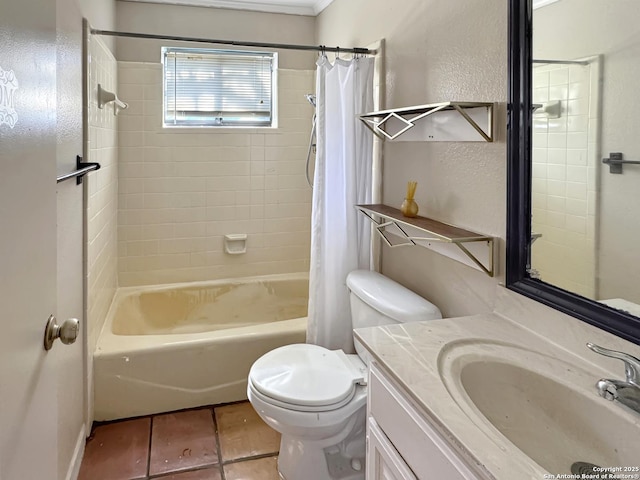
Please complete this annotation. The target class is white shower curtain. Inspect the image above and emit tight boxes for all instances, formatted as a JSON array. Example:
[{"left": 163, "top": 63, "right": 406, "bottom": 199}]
[{"left": 307, "top": 56, "right": 375, "bottom": 353}]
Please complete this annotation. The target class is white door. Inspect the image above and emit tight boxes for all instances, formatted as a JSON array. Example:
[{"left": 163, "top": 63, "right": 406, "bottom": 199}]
[
  {"left": 598, "top": 32, "right": 640, "bottom": 302},
  {"left": 0, "top": 1, "right": 59, "bottom": 479}
]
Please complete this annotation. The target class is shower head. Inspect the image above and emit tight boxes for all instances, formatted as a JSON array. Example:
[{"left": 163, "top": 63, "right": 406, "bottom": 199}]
[{"left": 305, "top": 94, "right": 316, "bottom": 108}]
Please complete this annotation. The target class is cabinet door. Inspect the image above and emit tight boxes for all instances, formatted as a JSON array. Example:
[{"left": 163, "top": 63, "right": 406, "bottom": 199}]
[
  {"left": 368, "top": 418, "right": 417, "bottom": 480},
  {"left": 369, "top": 363, "right": 483, "bottom": 479}
]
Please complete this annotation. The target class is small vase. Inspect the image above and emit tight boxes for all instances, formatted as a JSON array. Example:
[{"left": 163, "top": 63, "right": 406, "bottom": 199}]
[{"left": 400, "top": 198, "right": 419, "bottom": 218}]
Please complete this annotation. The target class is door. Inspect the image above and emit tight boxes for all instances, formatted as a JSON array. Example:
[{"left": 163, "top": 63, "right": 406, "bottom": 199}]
[
  {"left": 597, "top": 24, "right": 640, "bottom": 302},
  {"left": 0, "top": 1, "right": 59, "bottom": 479}
]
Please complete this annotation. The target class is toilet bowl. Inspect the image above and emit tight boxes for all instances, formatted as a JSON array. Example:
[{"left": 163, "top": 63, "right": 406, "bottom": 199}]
[
  {"left": 248, "top": 344, "right": 368, "bottom": 480},
  {"left": 247, "top": 270, "right": 442, "bottom": 480}
]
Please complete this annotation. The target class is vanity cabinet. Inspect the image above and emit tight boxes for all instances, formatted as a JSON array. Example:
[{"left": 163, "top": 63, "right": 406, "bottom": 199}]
[{"left": 367, "top": 362, "right": 485, "bottom": 480}]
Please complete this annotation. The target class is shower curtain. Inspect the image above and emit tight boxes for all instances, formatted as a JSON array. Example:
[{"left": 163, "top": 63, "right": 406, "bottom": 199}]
[{"left": 307, "top": 55, "right": 375, "bottom": 353}]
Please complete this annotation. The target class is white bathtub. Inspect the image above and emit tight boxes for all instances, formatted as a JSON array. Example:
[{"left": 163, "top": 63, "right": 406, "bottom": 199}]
[{"left": 94, "top": 273, "right": 308, "bottom": 421}]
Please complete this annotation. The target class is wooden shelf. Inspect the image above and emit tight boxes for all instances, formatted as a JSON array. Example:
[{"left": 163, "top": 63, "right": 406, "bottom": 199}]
[
  {"left": 359, "top": 101, "right": 494, "bottom": 142},
  {"left": 357, "top": 204, "right": 495, "bottom": 277}
]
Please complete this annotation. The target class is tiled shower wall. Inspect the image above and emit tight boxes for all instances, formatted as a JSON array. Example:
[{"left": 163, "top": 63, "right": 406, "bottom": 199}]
[
  {"left": 116, "top": 62, "right": 314, "bottom": 286},
  {"left": 85, "top": 33, "right": 119, "bottom": 421},
  {"left": 530, "top": 60, "right": 600, "bottom": 298},
  {"left": 86, "top": 36, "right": 119, "bottom": 357}
]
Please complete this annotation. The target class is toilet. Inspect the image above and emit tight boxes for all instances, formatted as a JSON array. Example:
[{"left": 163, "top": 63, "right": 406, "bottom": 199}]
[{"left": 247, "top": 270, "right": 442, "bottom": 480}]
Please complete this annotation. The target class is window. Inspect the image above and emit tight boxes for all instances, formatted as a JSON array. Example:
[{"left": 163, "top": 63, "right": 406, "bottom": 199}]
[{"left": 162, "top": 47, "right": 277, "bottom": 127}]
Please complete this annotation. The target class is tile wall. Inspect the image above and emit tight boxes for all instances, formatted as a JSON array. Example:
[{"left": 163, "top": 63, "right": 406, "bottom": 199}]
[
  {"left": 86, "top": 35, "right": 119, "bottom": 365},
  {"left": 530, "top": 60, "right": 600, "bottom": 297},
  {"left": 116, "top": 62, "right": 314, "bottom": 286}
]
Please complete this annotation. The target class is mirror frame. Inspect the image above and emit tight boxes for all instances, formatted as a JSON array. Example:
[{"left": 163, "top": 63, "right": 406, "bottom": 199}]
[{"left": 506, "top": 0, "right": 640, "bottom": 346}]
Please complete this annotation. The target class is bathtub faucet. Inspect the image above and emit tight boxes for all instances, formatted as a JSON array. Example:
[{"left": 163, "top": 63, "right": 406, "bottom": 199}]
[{"left": 587, "top": 343, "right": 640, "bottom": 416}]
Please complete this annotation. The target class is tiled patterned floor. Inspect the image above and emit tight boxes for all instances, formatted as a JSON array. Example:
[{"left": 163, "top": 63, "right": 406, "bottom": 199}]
[{"left": 78, "top": 401, "right": 281, "bottom": 480}]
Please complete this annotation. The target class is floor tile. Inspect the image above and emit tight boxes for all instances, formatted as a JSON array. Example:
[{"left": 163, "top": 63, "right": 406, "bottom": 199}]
[
  {"left": 149, "top": 409, "right": 218, "bottom": 476},
  {"left": 215, "top": 402, "right": 281, "bottom": 461},
  {"left": 224, "top": 456, "right": 280, "bottom": 480},
  {"left": 154, "top": 466, "right": 223, "bottom": 479},
  {"left": 78, "top": 417, "right": 150, "bottom": 480}
]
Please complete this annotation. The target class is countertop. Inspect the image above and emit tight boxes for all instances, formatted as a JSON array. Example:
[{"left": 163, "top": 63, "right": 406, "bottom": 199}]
[{"left": 354, "top": 311, "right": 637, "bottom": 479}]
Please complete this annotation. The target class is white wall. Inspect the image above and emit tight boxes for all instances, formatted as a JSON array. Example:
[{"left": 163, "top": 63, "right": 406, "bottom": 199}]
[
  {"left": 57, "top": 0, "right": 89, "bottom": 477},
  {"left": 317, "top": 0, "right": 507, "bottom": 317},
  {"left": 77, "top": 0, "right": 115, "bottom": 31},
  {"left": 115, "top": 1, "right": 316, "bottom": 69},
  {"left": 77, "top": 0, "right": 116, "bottom": 49},
  {"left": 598, "top": 37, "right": 640, "bottom": 303},
  {"left": 116, "top": 62, "right": 314, "bottom": 286}
]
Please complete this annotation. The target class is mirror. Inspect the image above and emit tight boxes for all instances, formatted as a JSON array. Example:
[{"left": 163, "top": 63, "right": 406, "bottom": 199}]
[{"left": 507, "top": 0, "right": 640, "bottom": 345}]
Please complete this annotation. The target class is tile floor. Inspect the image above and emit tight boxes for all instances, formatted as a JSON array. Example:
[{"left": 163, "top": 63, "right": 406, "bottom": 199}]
[{"left": 78, "top": 401, "right": 281, "bottom": 480}]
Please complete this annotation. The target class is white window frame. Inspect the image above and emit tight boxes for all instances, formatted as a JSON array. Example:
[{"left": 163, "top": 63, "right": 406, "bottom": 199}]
[{"left": 162, "top": 47, "right": 278, "bottom": 128}]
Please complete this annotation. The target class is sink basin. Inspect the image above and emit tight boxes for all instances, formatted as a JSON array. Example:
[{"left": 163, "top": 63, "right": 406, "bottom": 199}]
[{"left": 440, "top": 341, "right": 640, "bottom": 475}]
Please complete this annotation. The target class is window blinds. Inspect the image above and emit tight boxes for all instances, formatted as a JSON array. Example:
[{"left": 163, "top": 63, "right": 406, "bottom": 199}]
[{"left": 163, "top": 48, "right": 275, "bottom": 127}]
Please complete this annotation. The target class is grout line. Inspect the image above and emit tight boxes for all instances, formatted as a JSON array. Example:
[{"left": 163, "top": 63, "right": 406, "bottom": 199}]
[
  {"left": 221, "top": 451, "right": 280, "bottom": 466},
  {"left": 211, "top": 406, "right": 227, "bottom": 480},
  {"left": 149, "top": 464, "right": 221, "bottom": 479},
  {"left": 146, "top": 414, "right": 154, "bottom": 479}
]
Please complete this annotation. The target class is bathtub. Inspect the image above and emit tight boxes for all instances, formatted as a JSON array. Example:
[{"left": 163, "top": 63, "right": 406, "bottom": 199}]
[{"left": 93, "top": 273, "right": 308, "bottom": 421}]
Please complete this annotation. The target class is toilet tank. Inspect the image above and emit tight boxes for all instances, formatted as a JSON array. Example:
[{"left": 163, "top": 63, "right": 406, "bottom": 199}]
[
  {"left": 347, "top": 270, "right": 442, "bottom": 329},
  {"left": 347, "top": 270, "right": 442, "bottom": 360}
]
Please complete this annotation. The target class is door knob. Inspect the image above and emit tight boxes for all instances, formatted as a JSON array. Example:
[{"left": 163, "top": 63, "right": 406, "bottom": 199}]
[{"left": 44, "top": 315, "right": 79, "bottom": 351}]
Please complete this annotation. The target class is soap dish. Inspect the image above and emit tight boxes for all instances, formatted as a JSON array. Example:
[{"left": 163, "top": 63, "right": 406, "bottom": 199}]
[{"left": 224, "top": 234, "right": 247, "bottom": 255}]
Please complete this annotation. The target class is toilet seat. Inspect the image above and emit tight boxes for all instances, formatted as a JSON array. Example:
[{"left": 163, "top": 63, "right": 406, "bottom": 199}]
[
  {"left": 249, "top": 344, "right": 366, "bottom": 412},
  {"left": 248, "top": 380, "right": 363, "bottom": 413}
]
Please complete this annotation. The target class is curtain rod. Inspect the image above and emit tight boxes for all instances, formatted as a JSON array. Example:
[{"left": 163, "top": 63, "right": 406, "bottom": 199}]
[{"left": 91, "top": 29, "right": 376, "bottom": 55}]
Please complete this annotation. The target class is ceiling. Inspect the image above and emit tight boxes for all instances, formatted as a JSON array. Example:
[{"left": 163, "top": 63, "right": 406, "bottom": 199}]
[{"left": 119, "top": 0, "right": 335, "bottom": 16}]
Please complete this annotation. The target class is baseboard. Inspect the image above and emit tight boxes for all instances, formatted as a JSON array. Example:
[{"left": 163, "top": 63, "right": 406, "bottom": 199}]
[{"left": 65, "top": 424, "right": 86, "bottom": 480}]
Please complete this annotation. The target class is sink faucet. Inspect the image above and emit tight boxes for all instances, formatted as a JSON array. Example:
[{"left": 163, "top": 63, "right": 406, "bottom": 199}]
[{"left": 587, "top": 343, "right": 640, "bottom": 415}]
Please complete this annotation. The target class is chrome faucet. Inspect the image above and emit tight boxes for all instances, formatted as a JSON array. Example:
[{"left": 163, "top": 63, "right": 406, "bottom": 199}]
[{"left": 587, "top": 343, "right": 640, "bottom": 415}]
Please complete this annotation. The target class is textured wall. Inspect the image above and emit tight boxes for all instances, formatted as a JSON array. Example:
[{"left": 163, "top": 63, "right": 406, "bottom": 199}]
[
  {"left": 116, "top": 62, "right": 314, "bottom": 286},
  {"left": 317, "top": 0, "right": 508, "bottom": 317}
]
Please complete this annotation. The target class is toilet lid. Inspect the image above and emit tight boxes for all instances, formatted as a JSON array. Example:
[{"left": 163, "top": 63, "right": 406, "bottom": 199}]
[{"left": 249, "top": 344, "right": 365, "bottom": 408}]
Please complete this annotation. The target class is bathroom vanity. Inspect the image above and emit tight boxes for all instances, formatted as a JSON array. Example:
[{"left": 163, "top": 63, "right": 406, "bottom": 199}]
[
  {"left": 355, "top": 287, "right": 640, "bottom": 480},
  {"left": 367, "top": 361, "right": 485, "bottom": 479}
]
